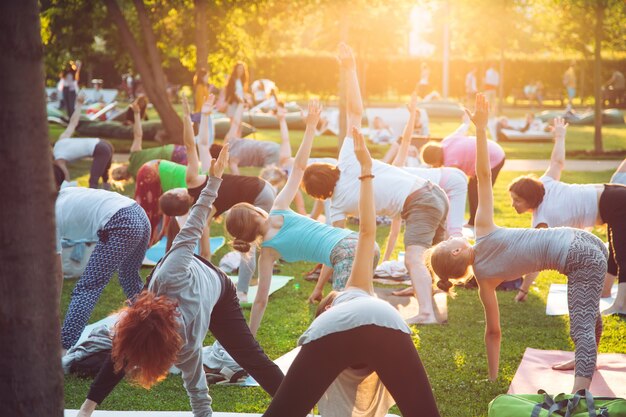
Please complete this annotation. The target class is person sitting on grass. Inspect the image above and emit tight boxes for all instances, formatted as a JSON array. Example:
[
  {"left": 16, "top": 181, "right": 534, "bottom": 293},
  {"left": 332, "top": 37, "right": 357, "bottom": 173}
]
[
  {"left": 74, "top": 146, "right": 284, "bottom": 417},
  {"left": 159, "top": 95, "right": 276, "bottom": 302},
  {"left": 427, "top": 93, "right": 608, "bottom": 393},
  {"left": 53, "top": 94, "right": 115, "bottom": 189},
  {"left": 508, "top": 118, "right": 626, "bottom": 314},
  {"left": 111, "top": 99, "right": 188, "bottom": 182},
  {"left": 301, "top": 43, "right": 447, "bottom": 324},
  {"left": 261, "top": 127, "right": 441, "bottom": 417},
  {"left": 225, "top": 100, "right": 379, "bottom": 336}
]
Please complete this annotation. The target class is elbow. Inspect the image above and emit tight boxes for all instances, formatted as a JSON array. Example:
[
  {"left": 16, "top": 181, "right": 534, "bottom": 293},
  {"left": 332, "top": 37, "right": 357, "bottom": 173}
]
[{"left": 485, "top": 328, "right": 501, "bottom": 338}]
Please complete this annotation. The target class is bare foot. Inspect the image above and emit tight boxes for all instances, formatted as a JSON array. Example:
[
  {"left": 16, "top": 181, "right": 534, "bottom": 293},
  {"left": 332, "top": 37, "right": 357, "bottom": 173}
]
[
  {"left": 391, "top": 287, "right": 415, "bottom": 297},
  {"left": 552, "top": 359, "right": 575, "bottom": 371},
  {"left": 405, "top": 313, "right": 438, "bottom": 325}
]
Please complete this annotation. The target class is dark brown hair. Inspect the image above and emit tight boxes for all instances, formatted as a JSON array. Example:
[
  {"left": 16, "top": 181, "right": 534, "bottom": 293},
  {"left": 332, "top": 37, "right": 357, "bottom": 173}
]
[
  {"left": 508, "top": 175, "right": 545, "bottom": 209},
  {"left": 225, "top": 203, "right": 266, "bottom": 253},
  {"left": 302, "top": 163, "right": 341, "bottom": 200},
  {"left": 210, "top": 143, "right": 223, "bottom": 159},
  {"left": 111, "top": 291, "right": 182, "bottom": 389},
  {"left": 425, "top": 246, "right": 472, "bottom": 294},
  {"left": 159, "top": 192, "right": 192, "bottom": 216},
  {"left": 315, "top": 291, "right": 339, "bottom": 317},
  {"left": 225, "top": 62, "right": 249, "bottom": 104}
]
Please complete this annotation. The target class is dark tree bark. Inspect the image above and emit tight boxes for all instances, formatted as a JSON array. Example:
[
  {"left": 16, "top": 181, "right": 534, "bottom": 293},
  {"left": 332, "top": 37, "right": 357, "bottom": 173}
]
[
  {"left": 0, "top": 1, "right": 64, "bottom": 415},
  {"left": 593, "top": 1, "right": 604, "bottom": 154},
  {"left": 195, "top": 0, "right": 209, "bottom": 73},
  {"left": 104, "top": 0, "right": 183, "bottom": 144}
]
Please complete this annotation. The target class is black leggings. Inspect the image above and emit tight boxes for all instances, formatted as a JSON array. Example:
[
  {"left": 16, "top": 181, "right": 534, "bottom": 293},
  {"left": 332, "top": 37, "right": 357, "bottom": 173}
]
[
  {"left": 263, "top": 325, "right": 440, "bottom": 417},
  {"left": 467, "top": 157, "right": 505, "bottom": 226},
  {"left": 89, "top": 140, "right": 114, "bottom": 189},
  {"left": 600, "top": 184, "right": 626, "bottom": 283},
  {"left": 87, "top": 262, "right": 283, "bottom": 404}
]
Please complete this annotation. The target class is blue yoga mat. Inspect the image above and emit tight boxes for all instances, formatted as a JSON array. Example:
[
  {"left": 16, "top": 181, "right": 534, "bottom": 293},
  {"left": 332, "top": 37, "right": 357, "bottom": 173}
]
[{"left": 142, "top": 236, "right": 226, "bottom": 266}]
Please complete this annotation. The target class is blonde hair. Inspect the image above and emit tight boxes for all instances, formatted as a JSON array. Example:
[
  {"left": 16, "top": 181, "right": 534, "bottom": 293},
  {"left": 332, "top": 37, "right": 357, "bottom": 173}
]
[
  {"left": 260, "top": 165, "right": 288, "bottom": 188},
  {"left": 425, "top": 244, "right": 473, "bottom": 294},
  {"left": 108, "top": 163, "right": 131, "bottom": 191},
  {"left": 225, "top": 203, "right": 267, "bottom": 253}
]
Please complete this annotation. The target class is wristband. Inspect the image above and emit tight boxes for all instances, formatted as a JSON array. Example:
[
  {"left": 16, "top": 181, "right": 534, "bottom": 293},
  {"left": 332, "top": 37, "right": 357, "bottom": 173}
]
[{"left": 358, "top": 174, "right": 375, "bottom": 181}]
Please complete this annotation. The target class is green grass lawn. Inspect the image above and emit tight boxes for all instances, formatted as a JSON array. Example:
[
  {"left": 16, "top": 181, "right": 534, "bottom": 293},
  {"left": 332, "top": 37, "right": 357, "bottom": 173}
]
[{"left": 61, "top": 164, "right": 626, "bottom": 417}]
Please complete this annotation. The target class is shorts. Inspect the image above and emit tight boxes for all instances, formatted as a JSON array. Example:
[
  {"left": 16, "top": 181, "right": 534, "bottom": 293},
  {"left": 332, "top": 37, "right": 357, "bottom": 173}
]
[{"left": 402, "top": 181, "right": 449, "bottom": 247}]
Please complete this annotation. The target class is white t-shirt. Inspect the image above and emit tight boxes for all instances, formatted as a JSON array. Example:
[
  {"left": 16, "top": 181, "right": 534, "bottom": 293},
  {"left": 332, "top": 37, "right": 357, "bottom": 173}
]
[
  {"left": 330, "top": 137, "right": 425, "bottom": 223},
  {"left": 318, "top": 367, "right": 395, "bottom": 417},
  {"left": 53, "top": 138, "right": 100, "bottom": 161},
  {"left": 532, "top": 175, "right": 599, "bottom": 228},
  {"left": 298, "top": 289, "right": 411, "bottom": 346},
  {"left": 485, "top": 68, "right": 499, "bottom": 87},
  {"left": 56, "top": 187, "right": 135, "bottom": 246}
]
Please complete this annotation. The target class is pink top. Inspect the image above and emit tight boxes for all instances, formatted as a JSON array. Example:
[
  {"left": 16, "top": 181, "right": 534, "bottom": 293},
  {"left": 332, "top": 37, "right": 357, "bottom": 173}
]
[{"left": 442, "top": 135, "right": 505, "bottom": 176}]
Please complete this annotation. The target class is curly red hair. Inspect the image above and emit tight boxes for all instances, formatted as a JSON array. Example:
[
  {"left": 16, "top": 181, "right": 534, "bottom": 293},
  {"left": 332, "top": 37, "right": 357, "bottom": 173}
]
[{"left": 111, "top": 291, "right": 182, "bottom": 389}]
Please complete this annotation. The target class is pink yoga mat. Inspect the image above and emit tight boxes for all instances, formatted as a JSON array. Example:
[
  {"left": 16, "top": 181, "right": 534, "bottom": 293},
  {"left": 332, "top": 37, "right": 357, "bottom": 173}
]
[{"left": 509, "top": 348, "right": 626, "bottom": 397}]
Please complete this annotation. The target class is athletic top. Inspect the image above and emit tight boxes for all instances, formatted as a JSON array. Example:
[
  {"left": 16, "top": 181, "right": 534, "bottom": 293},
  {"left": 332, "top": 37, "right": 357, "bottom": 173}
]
[
  {"left": 53, "top": 138, "right": 100, "bottom": 161},
  {"left": 473, "top": 227, "right": 575, "bottom": 281},
  {"left": 403, "top": 166, "right": 467, "bottom": 195},
  {"left": 299, "top": 289, "right": 411, "bottom": 345},
  {"left": 55, "top": 187, "right": 135, "bottom": 245},
  {"left": 206, "top": 174, "right": 265, "bottom": 217},
  {"left": 611, "top": 172, "right": 626, "bottom": 185},
  {"left": 318, "top": 367, "right": 395, "bottom": 417},
  {"left": 532, "top": 175, "right": 599, "bottom": 228},
  {"left": 442, "top": 135, "right": 505, "bottom": 177},
  {"left": 128, "top": 145, "right": 175, "bottom": 178},
  {"left": 149, "top": 177, "right": 223, "bottom": 417},
  {"left": 262, "top": 209, "right": 352, "bottom": 266},
  {"left": 158, "top": 160, "right": 187, "bottom": 192},
  {"left": 228, "top": 138, "right": 280, "bottom": 167},
  {"left": 330, "top": 137, "right": 425, "bottom": 223}
]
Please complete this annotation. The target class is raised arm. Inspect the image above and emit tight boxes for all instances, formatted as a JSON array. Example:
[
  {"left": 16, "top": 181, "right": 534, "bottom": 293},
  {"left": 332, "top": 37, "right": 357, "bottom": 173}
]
[
  {"left": 468, "top": 94, "right": 496, "bottom": 236},
  {"left": 181, "top": 96, "right": 205, "bottom": 189},
  {"left": 129, "top": 101, "right": 143, "bottom": 153},
  {"left": 543, "top": 117, "right": 567, "bottom": 181},
  {"left": 59, "top": 94, "right": 85, "bottom": 139},
  {"left": 272, "top": 100, "right": 322, "bottom": 210},
  {"left": 392, "top": 93, "right": 419, "bottom": 167},
  {"left": 339, "top": 43, "right": 363, "bottom": 134},
  {"left": 276, "top": 105, "right": 293, "bottom": 168},
  {"left": 197, "top": 96, "right": 216, "bottom": 172},
  {"left": 443, "top": 113, "right": 471, "bottom": 142},
  {"left": 158, "top": 146, "right": 229, "bottom": 278},
  {"left": 343, "top": 128, "right": 375, "bottom": 295}
]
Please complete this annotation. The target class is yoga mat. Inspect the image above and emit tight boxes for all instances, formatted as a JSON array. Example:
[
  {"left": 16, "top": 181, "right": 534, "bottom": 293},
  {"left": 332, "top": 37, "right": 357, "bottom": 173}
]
[
  {"left": 242, "top": 346, "right": 301, "bottom": 387},
  {"left": 508, "top": 348, "right": 626, "bottom": 397},
  {"left": 546, "top": 284, "right": 617, "bottom": 316},
  {"left": 142, "top": 236, "right": 226, "bottom": 266},
  {"left": 374, "top": 287, "right": 448, "bottom": 324},
  {"left": 228, "top": 275, "right": 294, "bottom": 307},
  {"left": 65, "top": 410, "right": 400, "bottom": 417}
]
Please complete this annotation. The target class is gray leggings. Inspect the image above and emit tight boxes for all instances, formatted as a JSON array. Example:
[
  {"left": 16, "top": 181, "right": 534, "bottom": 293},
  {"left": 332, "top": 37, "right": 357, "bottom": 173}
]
[
  {"left": 89, "top": 140, "right": 113, "bottom": 188},
  {"left": 564, "top": 231, "right": 608, "bottom": 378},
  {"left": 237, "top": 182, "right": 276, "bottom": 293}
]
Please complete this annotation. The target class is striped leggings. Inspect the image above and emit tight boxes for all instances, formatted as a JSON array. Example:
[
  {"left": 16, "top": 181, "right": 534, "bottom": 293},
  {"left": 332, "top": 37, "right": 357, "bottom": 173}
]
[
  {"left": 564, "top": 231, "right": 608, "bottom": 378},
  {"left": 61, "top": 204, "right": 151, "bottom": 349}
]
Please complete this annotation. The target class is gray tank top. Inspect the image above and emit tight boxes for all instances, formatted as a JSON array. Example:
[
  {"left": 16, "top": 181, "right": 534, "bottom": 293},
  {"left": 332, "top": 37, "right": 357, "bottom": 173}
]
[{"left": 473, "top": 227, "right": 575, "bottom": 281}]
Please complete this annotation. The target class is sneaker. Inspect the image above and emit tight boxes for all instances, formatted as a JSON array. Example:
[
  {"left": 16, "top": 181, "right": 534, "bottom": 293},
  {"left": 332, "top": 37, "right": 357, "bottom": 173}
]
[
  {"left": 205, "top": 367, "right": 249, "bottom": 385},
  {"left": 236, "top": 291, "right": 248, "bottom": 304}
]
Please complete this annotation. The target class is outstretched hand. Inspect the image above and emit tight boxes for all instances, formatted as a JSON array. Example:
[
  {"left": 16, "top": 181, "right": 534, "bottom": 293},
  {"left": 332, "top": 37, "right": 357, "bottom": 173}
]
[
  {"left": 353, "top": 127, "right": 372, "bottom": 172},
  {"left": 210, "top": 143, "right": 229, "bottom": 178},
  {"left": 465, "top": 93, "right": 489, "bottom": 131},
  {"left": 337, "top": 42, "right": 356, "bottom": 70},
  {"left": 551, "top": 117, "right": 568, "bottom": 140},
  {"left": 305, "top": 99, "right": 322, "bottom": 128},
  {"left": 201, "top": 94, "right": 216, "bottom": 114}
]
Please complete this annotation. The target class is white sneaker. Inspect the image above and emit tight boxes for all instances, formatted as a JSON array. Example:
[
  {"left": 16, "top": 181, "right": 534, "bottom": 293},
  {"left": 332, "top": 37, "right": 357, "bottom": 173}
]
[{"left": 236, "top": 291, "right": 248, "bottom": 304}]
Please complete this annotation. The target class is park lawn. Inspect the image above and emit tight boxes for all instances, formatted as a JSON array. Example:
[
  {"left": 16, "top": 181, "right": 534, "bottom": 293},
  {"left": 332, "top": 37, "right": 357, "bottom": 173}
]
[{"left": 61, "top": 166, "right": 626, "bottom": 417}]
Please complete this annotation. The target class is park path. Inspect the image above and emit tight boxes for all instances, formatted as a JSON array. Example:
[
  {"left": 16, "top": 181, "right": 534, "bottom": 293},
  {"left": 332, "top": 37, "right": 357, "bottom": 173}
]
[{"left": 112, "top": 153, "right": 621, "bottom": 172}]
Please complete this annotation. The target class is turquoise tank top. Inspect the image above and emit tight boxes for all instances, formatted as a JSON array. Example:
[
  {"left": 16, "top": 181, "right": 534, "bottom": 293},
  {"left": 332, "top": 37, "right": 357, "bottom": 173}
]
[{"left": 262, "top": 209, "right": 353, "bottom": 266}]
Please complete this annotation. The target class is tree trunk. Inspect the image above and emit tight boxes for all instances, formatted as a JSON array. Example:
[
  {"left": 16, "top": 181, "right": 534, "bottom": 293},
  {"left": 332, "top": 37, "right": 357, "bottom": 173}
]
[
  {"left": 195, "top": 0, "right": 209, "bottom": 73},
  {"left": 104, "top": 0, "right": 183, "bottom": 144},
  {"left": 593, "top": 2, "right": 604, "bottom": 154},
  {"left": 0, "top": 1, "right": 64, "bottom": 415}
]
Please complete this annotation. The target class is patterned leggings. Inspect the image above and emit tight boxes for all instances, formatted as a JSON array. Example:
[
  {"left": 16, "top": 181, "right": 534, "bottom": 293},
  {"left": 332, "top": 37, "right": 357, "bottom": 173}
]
[
  {"left": 329, "top": 234, "right": 380, "bottom": 290},
  {"left": 564, "top": 231, "right": 608, "bottom": 378},
  {"left": 61, "top": 204, "right": 151, "bottom": 349}
]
